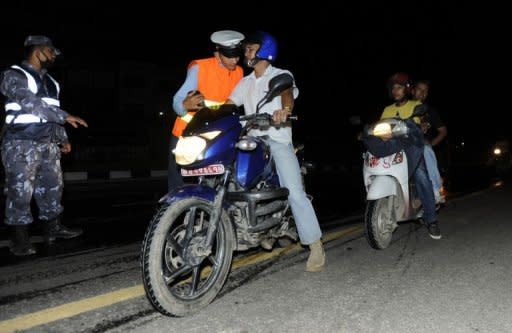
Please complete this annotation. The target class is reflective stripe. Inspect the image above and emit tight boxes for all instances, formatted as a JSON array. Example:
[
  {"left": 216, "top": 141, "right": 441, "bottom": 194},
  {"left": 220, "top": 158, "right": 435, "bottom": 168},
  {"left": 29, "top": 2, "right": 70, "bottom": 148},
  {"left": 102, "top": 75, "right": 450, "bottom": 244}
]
[
  {"left": 46, "top": 74, "right": 60, "bottom": 95},
  {"left": 6, "top": 114, "right": 47, "bottom": 124},
  {"left": 5, "top": 98, "right": 59, "bottom": 112},
  {"left": 5, "top": 103, "right": 21, "bottom": 111},
  {"left": 11, "top": 65, "right": 37, "bottom": 93},
  {"left": 180, "top": 113, "right": 194, "bottom": 123},
  {"left": 42, "top": 97, "right": 60, "bottom": 106},
  {"left": 204, "top": 99, "right": 223, "bottom": 108},
  {"left": 178, "top": 100, "right": 224, "bottom": 124}
]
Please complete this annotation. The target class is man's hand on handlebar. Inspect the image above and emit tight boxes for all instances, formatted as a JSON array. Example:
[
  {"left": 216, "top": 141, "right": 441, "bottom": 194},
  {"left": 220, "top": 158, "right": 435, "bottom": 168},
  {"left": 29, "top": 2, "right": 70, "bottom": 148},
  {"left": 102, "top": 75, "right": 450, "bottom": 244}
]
[{"left": 272, "top": 108, "right": 292, "bottom": 124}]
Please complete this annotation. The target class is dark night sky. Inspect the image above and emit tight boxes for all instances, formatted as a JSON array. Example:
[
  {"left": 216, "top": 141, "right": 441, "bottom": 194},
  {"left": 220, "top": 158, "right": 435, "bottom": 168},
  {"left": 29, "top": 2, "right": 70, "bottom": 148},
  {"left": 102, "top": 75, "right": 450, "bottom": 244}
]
[{"left": 0, "top": 1, "right": 508, "bottom": 151}]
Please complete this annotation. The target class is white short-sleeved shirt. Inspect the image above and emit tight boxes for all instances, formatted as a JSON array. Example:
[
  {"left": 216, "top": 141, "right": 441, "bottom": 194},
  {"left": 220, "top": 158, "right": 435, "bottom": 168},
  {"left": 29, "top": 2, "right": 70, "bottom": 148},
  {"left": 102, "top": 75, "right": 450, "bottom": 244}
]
[{"left": 229, "top": 65, "right": 299, "bottom": 144}]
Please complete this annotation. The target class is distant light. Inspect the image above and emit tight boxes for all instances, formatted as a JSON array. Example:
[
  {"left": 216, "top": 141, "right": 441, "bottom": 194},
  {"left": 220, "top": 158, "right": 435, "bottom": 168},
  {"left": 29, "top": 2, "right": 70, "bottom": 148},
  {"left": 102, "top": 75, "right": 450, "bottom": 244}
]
[
  {"left": 494, "top": 180, "right": 504, "bottom": 188},
  {"left": 461, "top": 141, "right": 465, "bottom": 147},
  {"left": 494, "top": 148, "right": 502, "bottom": 156},
  {"left": 159, "top": 112, "right": 164, "bottom": 116}
]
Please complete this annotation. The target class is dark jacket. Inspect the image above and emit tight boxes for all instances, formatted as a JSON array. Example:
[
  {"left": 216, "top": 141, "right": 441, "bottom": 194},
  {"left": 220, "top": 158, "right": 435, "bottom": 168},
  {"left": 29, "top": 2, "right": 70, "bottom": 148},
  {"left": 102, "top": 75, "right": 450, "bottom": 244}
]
[{"left": 362, "top": 119, "right": 425, "bottom": 177}]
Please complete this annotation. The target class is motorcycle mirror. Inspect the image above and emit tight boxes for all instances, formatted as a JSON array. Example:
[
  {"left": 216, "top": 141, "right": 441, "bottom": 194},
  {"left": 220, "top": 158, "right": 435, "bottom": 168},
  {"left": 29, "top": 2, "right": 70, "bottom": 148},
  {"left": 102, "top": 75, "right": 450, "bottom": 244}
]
[
  {"left": 256, "top": 73, "right": 294, "bottom": 113},
  {"left": 267, "top": 73, "right": 294, "bottom": 100}
]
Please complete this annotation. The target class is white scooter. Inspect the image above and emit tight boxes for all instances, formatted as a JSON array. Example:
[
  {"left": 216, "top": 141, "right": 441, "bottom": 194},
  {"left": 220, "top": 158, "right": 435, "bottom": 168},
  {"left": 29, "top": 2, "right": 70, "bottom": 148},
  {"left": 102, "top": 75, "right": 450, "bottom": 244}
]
[{"left": 362, "top": 117, "right": 424, "bottom": 249}]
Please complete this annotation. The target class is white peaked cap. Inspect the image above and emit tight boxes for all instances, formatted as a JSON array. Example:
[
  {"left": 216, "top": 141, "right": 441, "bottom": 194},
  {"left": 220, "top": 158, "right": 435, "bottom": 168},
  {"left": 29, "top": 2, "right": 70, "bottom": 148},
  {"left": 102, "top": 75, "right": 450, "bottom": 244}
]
[{"left": 210, "top": 30, "right": 245, "bottom": 48}]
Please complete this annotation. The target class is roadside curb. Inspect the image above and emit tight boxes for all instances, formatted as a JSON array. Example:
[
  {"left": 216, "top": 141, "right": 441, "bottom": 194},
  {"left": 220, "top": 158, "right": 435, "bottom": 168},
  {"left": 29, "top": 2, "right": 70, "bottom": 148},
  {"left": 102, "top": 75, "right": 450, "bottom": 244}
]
[{"left": 63, "top": 170, "right": 167, "bottom": 182}]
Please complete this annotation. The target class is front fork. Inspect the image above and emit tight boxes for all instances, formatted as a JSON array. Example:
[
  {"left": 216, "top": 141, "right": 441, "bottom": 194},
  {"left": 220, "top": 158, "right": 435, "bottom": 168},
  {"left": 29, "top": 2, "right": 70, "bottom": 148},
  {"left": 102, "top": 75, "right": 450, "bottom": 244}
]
[{"left": 197, "top": 169, "right": 230, "bottom": 256}]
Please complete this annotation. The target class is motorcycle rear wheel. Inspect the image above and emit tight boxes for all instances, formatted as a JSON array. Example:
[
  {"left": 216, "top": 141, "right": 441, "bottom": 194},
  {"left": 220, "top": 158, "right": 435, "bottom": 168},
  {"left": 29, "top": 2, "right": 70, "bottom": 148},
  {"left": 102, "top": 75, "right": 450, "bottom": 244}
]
[
  {"left": 141, "top": 198, "right": 234, "bottom": 317},
  {"left": 364, "top": 196, "right": 396, "bottom": 249}
]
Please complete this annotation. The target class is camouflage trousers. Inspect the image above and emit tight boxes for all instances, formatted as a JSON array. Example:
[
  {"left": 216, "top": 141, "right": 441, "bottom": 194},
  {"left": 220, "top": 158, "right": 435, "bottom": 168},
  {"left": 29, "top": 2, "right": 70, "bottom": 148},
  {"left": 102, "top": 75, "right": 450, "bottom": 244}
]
[{"left": 1, "top": 140, "right": 63, "bottom": 225}]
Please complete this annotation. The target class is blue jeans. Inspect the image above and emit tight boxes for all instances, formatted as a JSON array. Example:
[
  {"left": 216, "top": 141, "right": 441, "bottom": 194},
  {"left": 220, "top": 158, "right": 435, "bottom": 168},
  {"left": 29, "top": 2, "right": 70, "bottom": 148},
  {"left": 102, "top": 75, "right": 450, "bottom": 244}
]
[
  {"left": 267, "top": 139, "right": 322, "bottom": 245},
  {"left": 424, "top": 144, "right": 442, "bottom": 194},
  {"left": 411, "top": 149, "right": 437, "bottom": 224}
]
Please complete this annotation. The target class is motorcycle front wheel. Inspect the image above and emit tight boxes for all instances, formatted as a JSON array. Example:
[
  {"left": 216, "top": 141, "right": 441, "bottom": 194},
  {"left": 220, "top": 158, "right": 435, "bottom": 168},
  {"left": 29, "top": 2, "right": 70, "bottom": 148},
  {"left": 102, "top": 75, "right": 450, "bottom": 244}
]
[
  {"left": 364, "top": 196, "right": 396, "bottom": 249},
  {"left": 141, "top": 198, "right": 234, "bottom": 317}
]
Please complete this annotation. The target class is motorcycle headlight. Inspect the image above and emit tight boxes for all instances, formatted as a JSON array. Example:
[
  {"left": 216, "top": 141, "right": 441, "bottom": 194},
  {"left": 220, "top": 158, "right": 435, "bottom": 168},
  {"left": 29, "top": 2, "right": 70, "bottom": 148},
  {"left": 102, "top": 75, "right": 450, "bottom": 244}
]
[
  {"left": 373, "top": 123, "right": 392, "bottom": 137},
  {"left": 494, "top": 147, "right": 502, "bottom": 156},
  {"left": 174, "top": 136, "right": 207, "bottom": 165},
  {"left": 174, "top": 131, "right": 222, "bottom": 165}
]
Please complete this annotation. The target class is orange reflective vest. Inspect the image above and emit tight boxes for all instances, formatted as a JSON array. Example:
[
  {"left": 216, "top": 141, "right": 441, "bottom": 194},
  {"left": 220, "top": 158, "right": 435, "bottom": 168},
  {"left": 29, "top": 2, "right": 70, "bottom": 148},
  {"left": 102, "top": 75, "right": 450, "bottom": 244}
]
[{"left": 172, "top": 57, "right": 243, "bottom": 137}]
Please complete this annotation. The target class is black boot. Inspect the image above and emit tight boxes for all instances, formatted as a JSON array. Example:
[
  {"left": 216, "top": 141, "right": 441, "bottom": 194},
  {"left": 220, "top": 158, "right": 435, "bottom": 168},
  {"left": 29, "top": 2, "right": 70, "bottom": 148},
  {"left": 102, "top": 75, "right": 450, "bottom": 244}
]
[
  {"left": 45, "top": 218, "right": 83, "bottom": 244},
  {"left": 10, "top": 225, "right": 37, "bottom": 256}
]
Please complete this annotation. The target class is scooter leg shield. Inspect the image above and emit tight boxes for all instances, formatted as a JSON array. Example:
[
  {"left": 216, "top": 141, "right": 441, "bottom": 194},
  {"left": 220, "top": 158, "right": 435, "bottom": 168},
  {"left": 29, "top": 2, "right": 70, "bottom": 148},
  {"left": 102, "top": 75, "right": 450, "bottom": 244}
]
[{"left": 366, "top": 176, "right": 398, "bottom": 200}]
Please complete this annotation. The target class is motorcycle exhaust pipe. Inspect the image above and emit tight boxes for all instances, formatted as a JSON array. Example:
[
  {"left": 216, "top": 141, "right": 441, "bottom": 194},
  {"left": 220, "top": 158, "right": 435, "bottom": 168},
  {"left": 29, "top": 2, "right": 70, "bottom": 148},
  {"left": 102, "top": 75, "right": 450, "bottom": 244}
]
[{"left": 255, "top": 200, "right": 287, "bottom": 216}]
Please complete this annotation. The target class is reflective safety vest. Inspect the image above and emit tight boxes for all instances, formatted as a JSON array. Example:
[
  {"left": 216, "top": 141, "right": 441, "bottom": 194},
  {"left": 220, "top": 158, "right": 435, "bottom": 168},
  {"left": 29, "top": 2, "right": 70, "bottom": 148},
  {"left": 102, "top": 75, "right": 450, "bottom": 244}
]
[
  {"left": 4, "top": 65, "right": 60, "bottom": 124},
  {"left": 3, "top": 64, "right": 61, "bottom": 140},
  {"left": 172, "top": 57, "right": 243, "bottom": 137}
]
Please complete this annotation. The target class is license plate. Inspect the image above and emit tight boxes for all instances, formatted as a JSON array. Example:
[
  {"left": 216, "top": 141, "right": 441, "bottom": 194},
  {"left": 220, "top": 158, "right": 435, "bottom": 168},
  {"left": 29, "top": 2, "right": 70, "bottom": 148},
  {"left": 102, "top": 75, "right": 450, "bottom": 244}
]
[
  {"left": 366, "top": 155, "right": 380, "bottom": 168},
  {"left": 181, "top": 164, "right": 225, "bottom": 177}
]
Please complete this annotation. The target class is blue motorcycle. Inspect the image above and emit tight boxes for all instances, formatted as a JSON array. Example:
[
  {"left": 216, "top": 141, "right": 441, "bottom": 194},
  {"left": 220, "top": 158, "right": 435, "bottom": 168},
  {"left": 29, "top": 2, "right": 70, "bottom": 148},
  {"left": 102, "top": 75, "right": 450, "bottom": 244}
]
[{"left": 141, "top": 74, "right": 303, "bottom": 316}]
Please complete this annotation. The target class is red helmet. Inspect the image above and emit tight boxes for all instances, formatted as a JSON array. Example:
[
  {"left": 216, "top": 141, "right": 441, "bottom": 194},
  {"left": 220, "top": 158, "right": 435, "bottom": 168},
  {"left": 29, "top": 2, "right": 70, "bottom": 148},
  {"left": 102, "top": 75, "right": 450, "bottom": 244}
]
[{"left": 388, "top": 72, "right": 412, "bottom": 94}]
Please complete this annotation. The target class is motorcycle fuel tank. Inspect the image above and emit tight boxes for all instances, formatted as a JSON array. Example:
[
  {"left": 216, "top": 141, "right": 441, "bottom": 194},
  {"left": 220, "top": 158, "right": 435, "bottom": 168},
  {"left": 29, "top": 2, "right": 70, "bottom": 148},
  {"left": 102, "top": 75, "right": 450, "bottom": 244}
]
[{"left": 235, "top": 138, "right": 273, "bottom": 189}]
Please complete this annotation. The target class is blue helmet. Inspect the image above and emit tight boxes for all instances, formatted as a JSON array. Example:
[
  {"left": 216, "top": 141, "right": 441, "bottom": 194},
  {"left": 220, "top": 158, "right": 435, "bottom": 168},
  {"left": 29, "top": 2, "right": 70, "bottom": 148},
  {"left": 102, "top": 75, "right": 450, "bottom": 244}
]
[{"left": 246, "top": 31, "right": 278, "bottom": 62}]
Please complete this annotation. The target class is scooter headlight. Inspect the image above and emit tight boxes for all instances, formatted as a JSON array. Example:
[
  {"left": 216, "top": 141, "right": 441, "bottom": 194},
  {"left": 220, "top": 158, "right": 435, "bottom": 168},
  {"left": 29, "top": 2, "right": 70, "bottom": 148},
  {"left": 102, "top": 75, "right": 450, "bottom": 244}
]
[{"left": 373, "top": 123, "right": 392, "bottom": 137}]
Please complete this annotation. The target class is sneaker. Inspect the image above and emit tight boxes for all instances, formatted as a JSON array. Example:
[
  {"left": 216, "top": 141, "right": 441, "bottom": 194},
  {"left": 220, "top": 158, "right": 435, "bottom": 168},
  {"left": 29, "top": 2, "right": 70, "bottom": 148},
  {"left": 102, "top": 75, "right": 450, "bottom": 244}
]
[
  {"left": 435, "top": 188, "right": 447, "bottom": 205},
  {"left": 439, "top": 194, "right": 446, "bottom": 204},
  {"left": 426, "top": 221, "right": 442, "bottom": 240},
  {"left": 434, "top": 190, "right": 441, "bottom": 204}
]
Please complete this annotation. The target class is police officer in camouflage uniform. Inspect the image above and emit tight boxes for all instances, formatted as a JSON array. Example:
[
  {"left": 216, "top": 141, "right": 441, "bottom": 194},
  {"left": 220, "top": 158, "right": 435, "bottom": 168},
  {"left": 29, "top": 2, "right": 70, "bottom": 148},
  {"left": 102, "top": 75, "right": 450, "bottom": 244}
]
[{"left": 0, "top": 35, "right": 88, "bottom": 256}]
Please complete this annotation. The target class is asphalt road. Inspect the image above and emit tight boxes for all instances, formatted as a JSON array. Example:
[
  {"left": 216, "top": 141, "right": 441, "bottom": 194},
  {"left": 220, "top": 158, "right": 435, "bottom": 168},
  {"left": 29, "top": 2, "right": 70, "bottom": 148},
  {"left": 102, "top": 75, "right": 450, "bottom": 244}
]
[
  {"left": 0, "top": 179, "right": 511, "bottom": 332},
  {"left": 0, "top": 167, "right": 504, "bottom": 332}
]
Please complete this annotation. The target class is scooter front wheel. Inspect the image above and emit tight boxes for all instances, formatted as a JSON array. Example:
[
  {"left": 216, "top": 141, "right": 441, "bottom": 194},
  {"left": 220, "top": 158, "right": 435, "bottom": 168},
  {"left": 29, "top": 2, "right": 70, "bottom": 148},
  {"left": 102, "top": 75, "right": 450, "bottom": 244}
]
[{"left": 364, "top": 196, "right": 396, "bottom": 249}]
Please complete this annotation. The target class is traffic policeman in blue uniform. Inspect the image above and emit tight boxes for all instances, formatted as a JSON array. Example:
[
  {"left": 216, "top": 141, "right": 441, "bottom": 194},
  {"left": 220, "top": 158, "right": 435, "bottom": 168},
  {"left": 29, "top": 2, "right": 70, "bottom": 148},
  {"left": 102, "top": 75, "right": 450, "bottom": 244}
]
[{"left": 0, "top": 35, "right": 88, "bottom": 256}]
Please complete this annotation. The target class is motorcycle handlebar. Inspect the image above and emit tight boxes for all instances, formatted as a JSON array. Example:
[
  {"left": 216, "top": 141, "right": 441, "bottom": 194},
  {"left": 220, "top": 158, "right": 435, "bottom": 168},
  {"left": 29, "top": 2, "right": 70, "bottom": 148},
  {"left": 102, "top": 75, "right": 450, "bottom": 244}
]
[
  {"left": 240, "top": 113, "right": 298, "bottom": 122},
  {"left": 240, "top": 113, "right": 298, "bottom": 130}
]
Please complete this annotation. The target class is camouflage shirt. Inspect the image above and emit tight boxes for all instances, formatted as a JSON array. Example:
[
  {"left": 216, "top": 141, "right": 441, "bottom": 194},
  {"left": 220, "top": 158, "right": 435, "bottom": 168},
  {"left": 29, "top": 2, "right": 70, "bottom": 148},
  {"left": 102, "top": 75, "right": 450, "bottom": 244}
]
[{"left": 0, "top": 62, "right": 68, "bottom": 143}]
